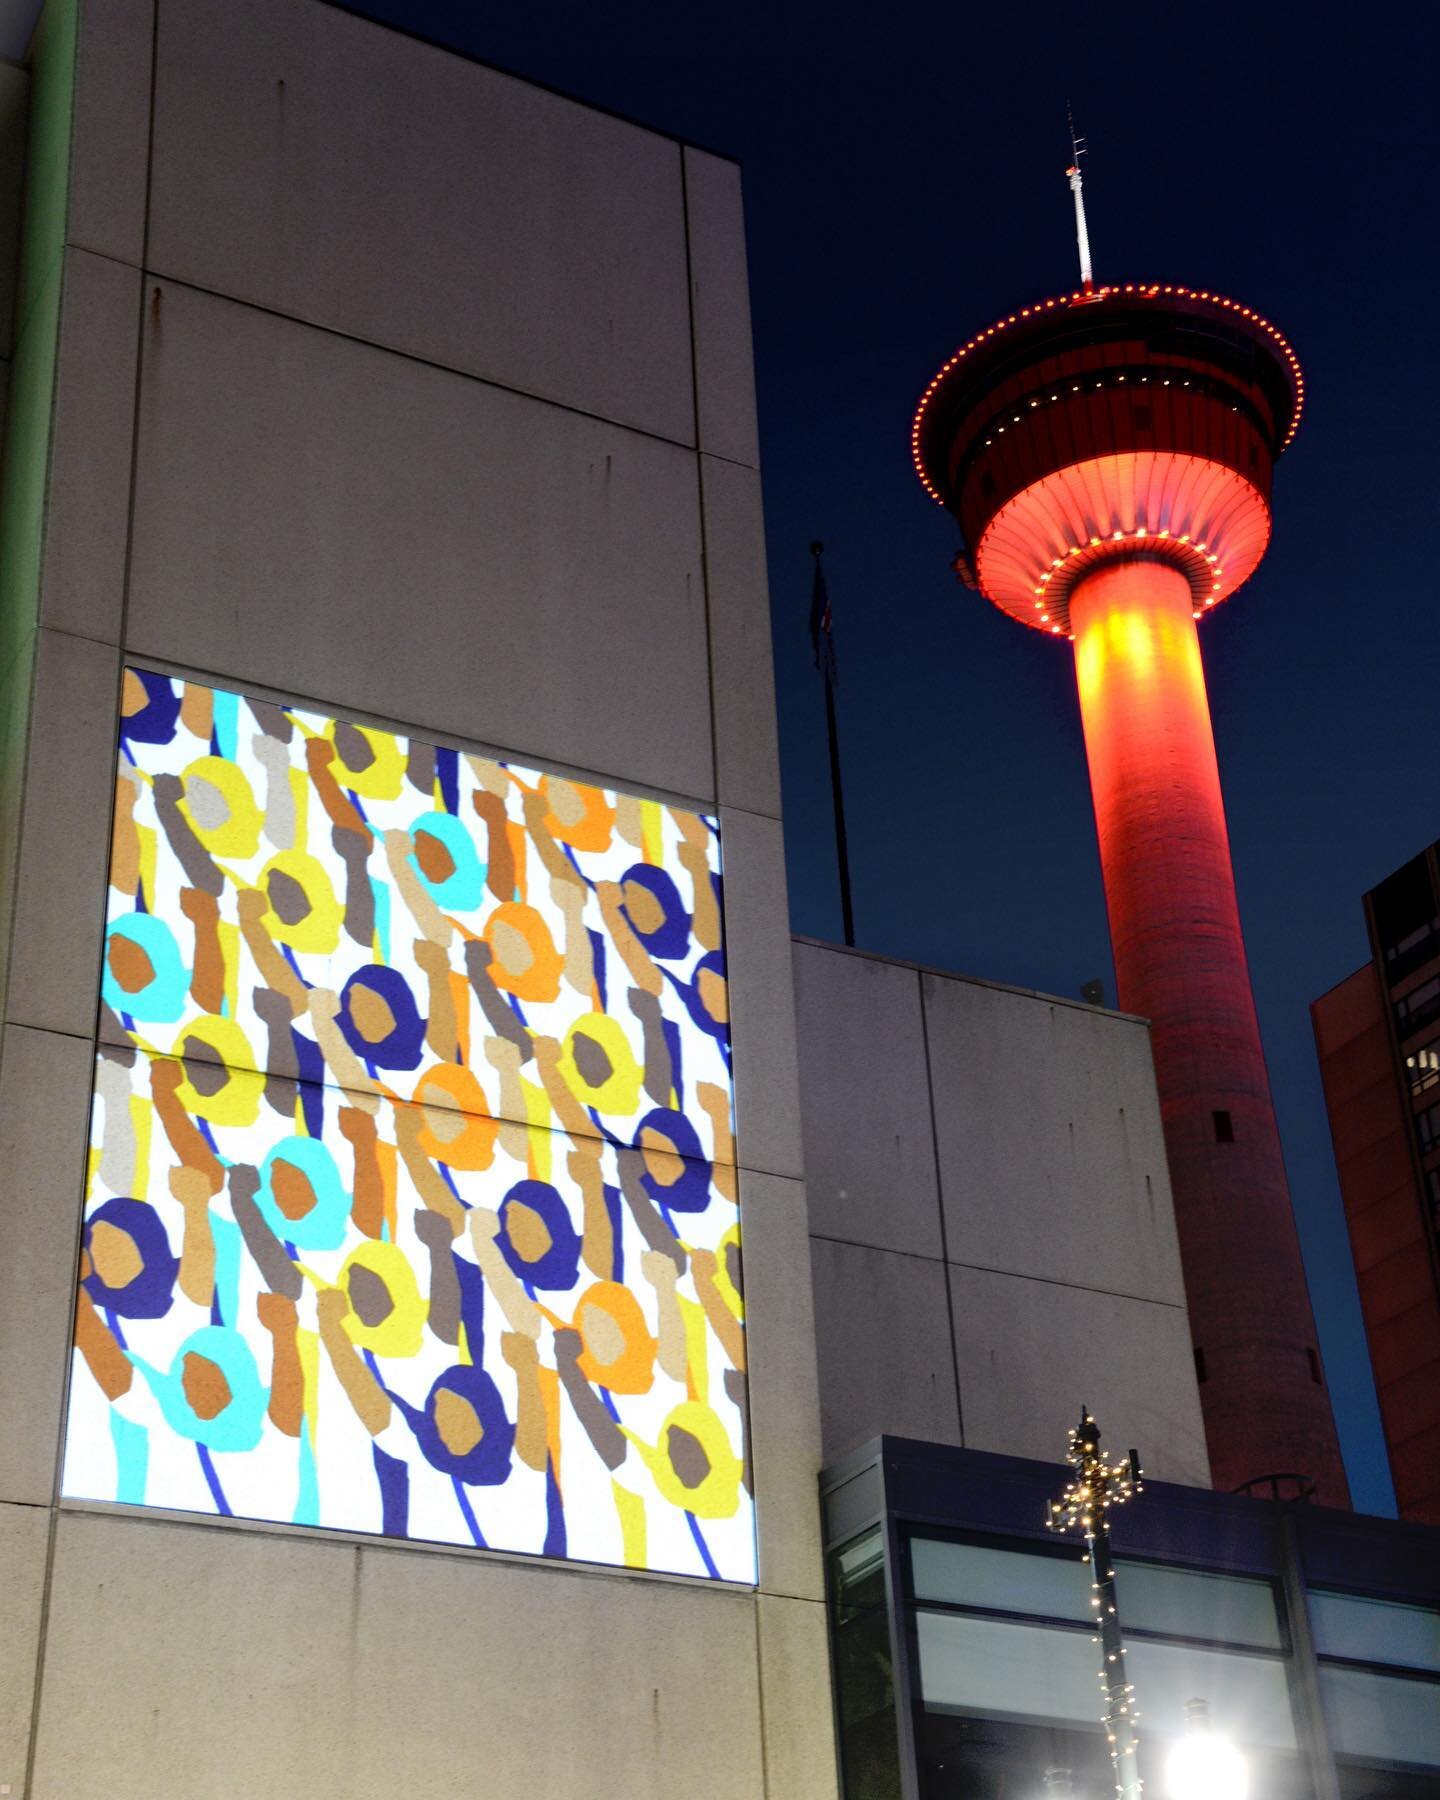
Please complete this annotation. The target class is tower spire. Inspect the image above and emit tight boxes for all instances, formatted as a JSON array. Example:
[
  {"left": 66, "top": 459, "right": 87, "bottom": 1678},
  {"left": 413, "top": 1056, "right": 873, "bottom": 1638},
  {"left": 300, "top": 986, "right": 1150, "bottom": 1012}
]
[{"left": 1066, "top": 107, "right": 1093, "bottom": 292}]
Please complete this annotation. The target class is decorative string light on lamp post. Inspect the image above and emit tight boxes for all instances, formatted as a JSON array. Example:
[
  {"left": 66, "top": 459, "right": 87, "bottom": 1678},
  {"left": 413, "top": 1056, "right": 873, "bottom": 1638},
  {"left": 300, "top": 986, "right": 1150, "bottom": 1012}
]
[{"left": 1047, "top": 1408, "right": 1145, "bottom": 1800}]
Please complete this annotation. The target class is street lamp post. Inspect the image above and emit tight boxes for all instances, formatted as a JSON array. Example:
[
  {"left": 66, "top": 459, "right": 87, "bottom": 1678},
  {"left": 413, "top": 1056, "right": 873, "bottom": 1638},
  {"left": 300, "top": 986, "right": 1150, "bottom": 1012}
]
[{"left": 1047, "top": 1408, "right": 1145, "bottom": 1800}]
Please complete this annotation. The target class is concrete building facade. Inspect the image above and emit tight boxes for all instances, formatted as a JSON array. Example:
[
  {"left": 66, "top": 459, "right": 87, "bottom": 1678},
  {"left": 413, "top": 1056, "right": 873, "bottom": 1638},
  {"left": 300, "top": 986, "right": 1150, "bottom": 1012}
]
[{"left": 0, "top": 3, "right": 835, "bottom": 1794}]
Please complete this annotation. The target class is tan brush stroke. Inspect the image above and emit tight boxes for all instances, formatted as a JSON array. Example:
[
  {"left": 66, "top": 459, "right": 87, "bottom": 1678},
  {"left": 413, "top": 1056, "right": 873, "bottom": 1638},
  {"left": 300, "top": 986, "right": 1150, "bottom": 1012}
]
[
  {"left": 466, "top": 754, "right": 509, "bottom": 799},
  {"left": 150, "top": 1059, "right": 224, "bottom": 1194},
  {"left": 170, "top": 1164, "right": 216, "bottom": 1307},
  {"left": 316, "top": 1288, "right": 391, "bottom": 1436},
  {"left": 689, "top": 1247, "right": 746, "bottom": 1373},
  {"left": 470, "top": 788, "right": 517, "bottom": 904},
  {"left": 468, "top": 1208, "right": 542, "bottom": 1340},
  {"left": 256, "top": 1291, "right": 303, "bottom": 1437},
  {"left": 501, "top": 1332, "right": 549, "bottom": 1470},
  {"left": 382, "top": 828, "right": 451, "bottom": 948},
  {"left": 338, "top": 1105, "right": 386, "bottom": 1238},
  {"left": 414, "top": 937, "right": 459, "bottom": 1062},
  {"left": 554, "top": 877, "right": 595, "bottom": 997},
  {"left": 304, "top": 735, "right": 371, "bottom": 837},
  {"left": 698, "top": 1082, "right": 737, "bottom": 1195},
  {"left": 532, "top": 1035, "right": 594, "bottom": 1140},
  {"left": 393, "top": 1105, "right": 466, "bottom": 1233},
  {"left": 74, "top": 1286, "right": 132, "bottom": 1398},
  {"left": 179, "top": 886, "right": 226, "bottom": 1014},
  {"left": 110, "top": 765, "right": 142, "bottom": 895},
  {"left": 178, "top": 681, "right": 213, "bottom": 741},
  {"left": 237, "top": 888, "right": 309, "bottom": 1013},
  {"left": 520, "top": 788, "right": 583, "bottom": 889},
  {"left": 613, "top": 793, "right": 645, "bottom": 849},
  {"left": 252, "top": 732, "right": 296, "bottom": 851},
  {"left": 483, "top": 1037, "right": 532, "bottom": 1162},
  {"left": 596, "top": 882, "right": 663, "bottom": 998},
  {"left": 675, "top": 824, "right": 721, "bottom": 952},
  {"left": 569, "top": 1138, "right": 613, "bottom": 1279},
  {"left": 641, "top": 1251, "right": 689, "bottom": 1383},
  {"left": 307, "top": 988, "right": 381, "bottom": 1113}
]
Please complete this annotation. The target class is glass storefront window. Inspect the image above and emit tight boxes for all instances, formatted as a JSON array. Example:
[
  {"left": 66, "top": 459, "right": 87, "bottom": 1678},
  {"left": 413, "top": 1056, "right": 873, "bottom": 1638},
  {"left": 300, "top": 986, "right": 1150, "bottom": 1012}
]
[
  {"left": 1114, "top": 1558, "right": 1283, "bottom": 1649},
  {"left": 832, "top": 1529, "right": 903, "bottom": 1800},
  {"left": 1309, "top": 1592, "right": 1440, "bottom": 1672},
  {"left": 910, "top": 1537, "right": 1090, "bottom": 1620},
  {"left": 1318, "top": 1665, "right": 1440, "bottom": 1767}
]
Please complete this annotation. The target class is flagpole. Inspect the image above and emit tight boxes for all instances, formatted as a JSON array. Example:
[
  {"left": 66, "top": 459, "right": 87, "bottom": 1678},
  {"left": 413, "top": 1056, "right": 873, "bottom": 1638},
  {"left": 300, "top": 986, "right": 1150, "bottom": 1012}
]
[{"left": 810, "top": 542, "right": 856, "bottom": 947}]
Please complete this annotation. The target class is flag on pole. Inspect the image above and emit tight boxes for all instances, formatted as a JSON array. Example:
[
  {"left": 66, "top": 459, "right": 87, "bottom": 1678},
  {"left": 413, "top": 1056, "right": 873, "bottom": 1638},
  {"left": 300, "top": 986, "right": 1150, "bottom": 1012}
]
[{"left": 808, "top": 541, "right": 837, "bottom": 686}]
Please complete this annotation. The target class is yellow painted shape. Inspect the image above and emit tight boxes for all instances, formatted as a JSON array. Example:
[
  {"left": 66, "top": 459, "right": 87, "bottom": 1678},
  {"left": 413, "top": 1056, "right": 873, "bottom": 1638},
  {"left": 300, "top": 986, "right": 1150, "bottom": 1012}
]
[
  {"left": 639, "top": 799, "right": 663, "bottom": 867},
  {"left": 129, "top": 1093, "right": 152, "bottom": 1199},
  {"left": 612, "top": 1478, "right": 647, "bottom": 1570},
  {"left": 136, "top": 824, "right": 157, "bottom": 913},
  {"left": 217, "top": 919, "right": 240, "bottom": 1019},
  {"left": 680, "top": 1295, "right": 709, "bottom": 1404},
  {"left": 297, "top": 1327, "right": 321, "bottom": 1433}
]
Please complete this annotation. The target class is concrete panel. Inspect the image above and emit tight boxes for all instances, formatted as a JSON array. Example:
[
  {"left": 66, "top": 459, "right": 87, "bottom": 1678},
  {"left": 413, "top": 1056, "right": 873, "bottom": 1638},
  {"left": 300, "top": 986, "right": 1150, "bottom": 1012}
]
[
  {"left": 683, "top": 149, "right": 760, "bottom": 468},
  {"left": 350, "top": 1539, "right": 765, "bottom": 1799},
  {"left": 0, "top": 629, "right": 34, "bottom": 1015},
  {"left": 924, "top": 974, "right": 1186, "bottom": 1304},
  {"left": 757, "top": 1594, "right": 841, "bottom": 1800},
  {"left": 33, "top": 1511, "right": 362, "bottom": 1799},
  {"left": 4, "top": 628, "right": 117, "bottom": 1039},
  {"left": 947, "top": 1262, "right": 1211, "bottom": 1485},
  {"left": 810, "top": 1237, "right": 961, "bottom": 1461},
  {"left": 0, "top": 1023, "right": 94, "bottom": 1506},
  {"left": 0, "top": 1501, "right": 46, "bottom": 1790},
  {"left": 148, "top": 0, "right": 694, "bottom": 444},
  {"left": 40, "top": 248, "right": 140, "bottom": 644},
  {"left": 701, "top": 455, "right": 781, "bottom": 818},
  {"left": 68, "top": 0, "right": 153, "bottom": 268},
  {"left": 793, "top": 944, "right": 943, "bottom": 1259},
  {"left": 740, "top": 1170, "right": 825, "bottom": 1602},
  {"left": 722, "top": 807, "right": 803, "bottom": 1180},
  {"left": 0, "top": 1500, "right": 47, "bottom": 1788},
  {"left": 35, "top": 1508, "right": 769, "bottom": 1798},
  {"left": 126, "top": 281, "right": 714, "bottom": 801}
]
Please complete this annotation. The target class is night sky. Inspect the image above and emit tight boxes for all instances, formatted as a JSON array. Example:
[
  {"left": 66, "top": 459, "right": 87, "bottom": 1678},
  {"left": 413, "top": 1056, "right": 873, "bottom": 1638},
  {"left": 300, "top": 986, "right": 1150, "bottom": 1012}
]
[{"left": 356, "top": 0, "right": 1438, "bottom": 1515}]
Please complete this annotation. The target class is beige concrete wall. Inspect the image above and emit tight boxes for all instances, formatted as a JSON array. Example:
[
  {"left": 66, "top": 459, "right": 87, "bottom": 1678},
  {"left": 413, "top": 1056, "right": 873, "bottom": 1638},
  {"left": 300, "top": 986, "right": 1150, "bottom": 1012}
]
[
  {"left": 0, "top": 2, "right": 834, "bottom": 1794},
  {"left": 793, "top": 937, "right": 1211, "bottom": 1487}
]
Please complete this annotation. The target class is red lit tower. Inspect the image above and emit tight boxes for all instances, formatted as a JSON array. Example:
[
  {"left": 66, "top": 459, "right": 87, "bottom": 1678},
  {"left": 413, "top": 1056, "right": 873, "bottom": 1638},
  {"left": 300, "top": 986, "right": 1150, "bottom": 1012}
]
[{"left": 912, "top": 164, "right": 1348, "bottom": 1505}]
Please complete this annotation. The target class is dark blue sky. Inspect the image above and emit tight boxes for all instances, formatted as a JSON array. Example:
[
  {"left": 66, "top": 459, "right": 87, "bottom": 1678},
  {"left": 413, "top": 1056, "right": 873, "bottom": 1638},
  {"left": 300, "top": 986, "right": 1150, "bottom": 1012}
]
[{"left": 359, "top": 0, "right": 1438, "bottom": 1514}]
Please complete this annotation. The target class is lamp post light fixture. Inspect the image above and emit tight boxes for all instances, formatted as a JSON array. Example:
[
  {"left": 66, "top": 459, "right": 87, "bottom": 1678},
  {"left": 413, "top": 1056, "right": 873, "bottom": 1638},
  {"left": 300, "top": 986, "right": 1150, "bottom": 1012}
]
[
  {"left": 1164, "top": 1698, "right": 1249, "bottom": 1800},
  {"left": 1047, "top": 1408, "right": 1145, "bottom": 1800}
]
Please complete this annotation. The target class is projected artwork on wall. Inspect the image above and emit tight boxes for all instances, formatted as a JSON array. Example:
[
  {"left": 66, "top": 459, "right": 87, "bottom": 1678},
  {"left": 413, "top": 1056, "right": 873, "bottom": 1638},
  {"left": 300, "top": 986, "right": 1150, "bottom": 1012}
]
[{"left": 62, "top": 670, "right": 752, "bottom": 1582}]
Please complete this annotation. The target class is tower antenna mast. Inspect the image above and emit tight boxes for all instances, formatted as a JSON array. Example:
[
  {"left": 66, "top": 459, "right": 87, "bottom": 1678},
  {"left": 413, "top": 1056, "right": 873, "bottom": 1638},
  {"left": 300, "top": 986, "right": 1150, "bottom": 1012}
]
[{"left": 1066, "top": 107, "right": 1093, "bottom": 292}]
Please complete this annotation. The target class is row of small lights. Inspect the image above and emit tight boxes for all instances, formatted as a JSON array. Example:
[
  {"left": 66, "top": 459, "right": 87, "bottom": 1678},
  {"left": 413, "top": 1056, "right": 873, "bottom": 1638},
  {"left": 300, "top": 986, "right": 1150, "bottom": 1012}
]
[
  {"left": 910, "top": 283, "right": 1304, "bottom": 505},
  {"left": 981, "top": 371, "right": 1213, "bottom": 450},
  {"left": 981, "top": 526, "right": 1226, "bottom": 640}
]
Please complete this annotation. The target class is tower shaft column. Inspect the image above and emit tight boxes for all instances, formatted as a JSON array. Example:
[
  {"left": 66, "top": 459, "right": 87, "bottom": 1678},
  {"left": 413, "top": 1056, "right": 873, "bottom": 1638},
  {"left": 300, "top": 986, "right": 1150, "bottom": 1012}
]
[{"left": 1070, "top": 559, "right": 1348, "bottom": 1504}]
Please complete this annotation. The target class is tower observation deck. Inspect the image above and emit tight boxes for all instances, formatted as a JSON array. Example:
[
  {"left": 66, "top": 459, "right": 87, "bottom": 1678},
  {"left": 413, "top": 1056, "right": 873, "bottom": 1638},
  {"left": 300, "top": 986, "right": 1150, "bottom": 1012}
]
[{"left": 913, "top": 281, "right": 1349, "bottom": 1505}]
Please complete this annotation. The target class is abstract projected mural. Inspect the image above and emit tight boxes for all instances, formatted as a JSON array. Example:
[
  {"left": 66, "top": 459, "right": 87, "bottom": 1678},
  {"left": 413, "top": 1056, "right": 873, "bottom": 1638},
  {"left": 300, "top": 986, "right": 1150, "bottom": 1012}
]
[{"left": 63, "top": 671, "right": 751, "bottom": 1582}]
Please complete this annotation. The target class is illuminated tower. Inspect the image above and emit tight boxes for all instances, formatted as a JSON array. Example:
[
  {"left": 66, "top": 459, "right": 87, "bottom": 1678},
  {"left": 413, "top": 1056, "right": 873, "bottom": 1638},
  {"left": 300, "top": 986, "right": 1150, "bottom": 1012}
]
[{"left": 911, "top": 163, "right": 1349, "bottom": 1504}]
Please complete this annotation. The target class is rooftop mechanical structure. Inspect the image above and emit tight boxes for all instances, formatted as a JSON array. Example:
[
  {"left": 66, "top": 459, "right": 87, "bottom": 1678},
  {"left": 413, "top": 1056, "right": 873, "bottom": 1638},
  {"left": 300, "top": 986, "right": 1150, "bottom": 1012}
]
[{"left": 912, "top": 193, "right": 1349, "bottom": 1504}]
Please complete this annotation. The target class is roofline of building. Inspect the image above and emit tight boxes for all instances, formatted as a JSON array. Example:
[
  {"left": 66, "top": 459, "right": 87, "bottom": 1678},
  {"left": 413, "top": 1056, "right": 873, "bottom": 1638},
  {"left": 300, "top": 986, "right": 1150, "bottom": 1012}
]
[{"left": 790, "top": 933, "right": 1151, "bottom": 1028}]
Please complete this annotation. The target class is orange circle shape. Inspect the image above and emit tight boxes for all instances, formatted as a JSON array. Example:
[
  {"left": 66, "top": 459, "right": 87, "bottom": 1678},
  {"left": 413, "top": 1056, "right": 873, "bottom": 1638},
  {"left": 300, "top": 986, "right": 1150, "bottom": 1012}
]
[
  {"left": 482, "top": 902, "right": 563, "bottom": 1003},
  {"left": 413, "top": 1064, "right": 498, "bottom": 1170},
  {"left": 575, "top": 1281, "right": 656, "bottom": 1394},
  {"left": 539, "top": 775, "right": 615, "bottom": 854}
]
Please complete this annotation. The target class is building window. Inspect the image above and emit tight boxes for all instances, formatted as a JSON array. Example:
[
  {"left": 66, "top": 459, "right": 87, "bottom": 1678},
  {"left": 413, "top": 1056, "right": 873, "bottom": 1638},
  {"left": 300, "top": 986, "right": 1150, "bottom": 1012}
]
[
  {"left": 1310, "top": 1591, "right": 1440, "bottom": 1777},
  {"left": 1416, "top": 1100, "right": 1440, "bottom": 1154},
  {"left": 1395, "top": 977, "right": 1440, "bottom": 1041},
  {"left": 1406, "top": 1043, "right": 1440, "bottom": 1096},
  {"left": 831, "top": 1529, "right": 903, "bottom": 1800}
]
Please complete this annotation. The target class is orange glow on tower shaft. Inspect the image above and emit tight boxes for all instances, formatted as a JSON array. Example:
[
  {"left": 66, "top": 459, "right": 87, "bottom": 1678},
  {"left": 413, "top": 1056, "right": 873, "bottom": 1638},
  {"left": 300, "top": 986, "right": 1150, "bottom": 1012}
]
[{"left": 1071, "top": 560, "right": 1347, "bottom": 1502}]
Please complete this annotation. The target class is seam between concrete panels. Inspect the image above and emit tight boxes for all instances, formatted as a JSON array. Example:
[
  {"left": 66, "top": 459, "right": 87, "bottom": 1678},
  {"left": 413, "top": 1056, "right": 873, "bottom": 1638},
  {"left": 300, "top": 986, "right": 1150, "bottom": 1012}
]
[
  {"left": 137, "top": 267, "right": 706, "bottom": 462},
  {"left": 918, "top": 970, "right": 967, "bottom": 1446},
  {"left": 23, "top": 7, "right": 162, "bottom": 1794},
  {"left": 680, "top": 144, "right": 723, "bottom": 829},
  {"left": 118, "top": 649, "right": 720, "bottom": 818},
  {"left": 809, "top": 1227, "right": 1191, "bottom": 1310}
]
